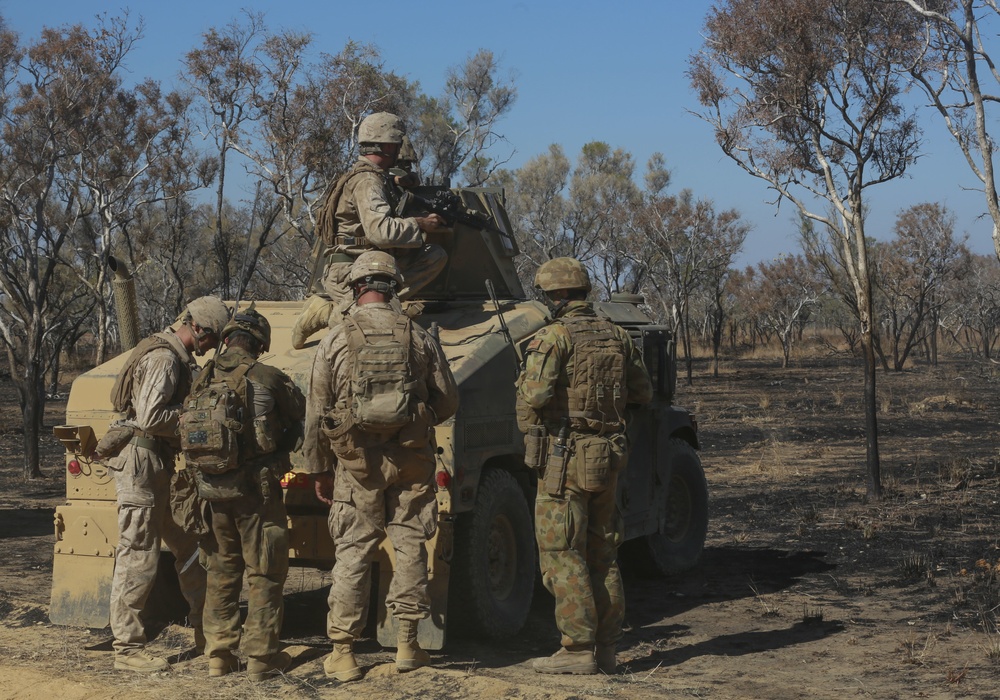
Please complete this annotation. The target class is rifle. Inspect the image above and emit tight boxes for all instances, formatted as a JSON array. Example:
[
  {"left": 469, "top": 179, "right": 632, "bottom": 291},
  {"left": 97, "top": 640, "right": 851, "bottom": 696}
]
[{"left": 401, "top": 189, "right": 504, "bottom": 235}]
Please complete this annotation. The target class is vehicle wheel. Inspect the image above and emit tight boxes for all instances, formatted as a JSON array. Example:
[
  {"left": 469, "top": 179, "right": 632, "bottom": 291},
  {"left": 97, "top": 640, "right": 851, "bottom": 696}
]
[
  {"left": 449, "top": 468, "right": 535, "bottom": 639},
  {"left": 626, "top": 439, "right": 708, "bottom": 576}
]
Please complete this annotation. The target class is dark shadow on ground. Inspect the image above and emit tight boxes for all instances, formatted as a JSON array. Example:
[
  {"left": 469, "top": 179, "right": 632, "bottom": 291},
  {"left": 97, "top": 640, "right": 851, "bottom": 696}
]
[{"left": 0, "top": 508, "right": 54, "bottom": 539}]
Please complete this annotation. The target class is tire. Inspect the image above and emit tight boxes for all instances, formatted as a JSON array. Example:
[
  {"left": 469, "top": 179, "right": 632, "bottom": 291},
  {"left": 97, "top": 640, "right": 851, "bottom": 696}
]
[
  {"left": 449, "top": 468, "right": 535, "bottom": 639},
  {"left": 626, "top": 439, "right": 708, "bottom": 576}
]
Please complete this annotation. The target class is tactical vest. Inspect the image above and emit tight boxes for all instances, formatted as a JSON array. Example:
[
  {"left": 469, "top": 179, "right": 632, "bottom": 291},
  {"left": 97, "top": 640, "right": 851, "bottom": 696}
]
[
  {"left": 178, "top": 358, "right": 251, "bottom": 475},
  {"left": 315, "top": 159, "right": 394, "bottom": 248},
  {"left": 542, "top": 316, "right": 628, "bottom": 434},
  {"left": 343, "top": 314, "right": 418, "bottom": 433},
  {"left": 110, "top": 334, "right": 191, "bottom": 417}
]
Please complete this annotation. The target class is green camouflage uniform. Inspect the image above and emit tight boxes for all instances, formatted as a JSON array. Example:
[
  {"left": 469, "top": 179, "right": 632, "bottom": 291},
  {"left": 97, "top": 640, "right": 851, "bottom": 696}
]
[
  {"left": 199, "top": 347, "right": 305, "bottom": 662},
  {"left": 516, "top": 301, "right": 653, "bottom": 649},
  {"left": 303, "top": 302, "right": 459, "bottom": 643}
]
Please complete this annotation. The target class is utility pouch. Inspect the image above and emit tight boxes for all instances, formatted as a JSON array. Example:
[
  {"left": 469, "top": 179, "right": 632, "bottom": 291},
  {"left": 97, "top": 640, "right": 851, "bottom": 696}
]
[
  {"left": 93, "top": 422, "right": 136, "bottom": 463},
  {"left": 399, "top": 402, "right": 433, "bottom": 449},
  {"left": 193, "top": 466, "right": 251, "bottom": 503},
  {"left": 543, "top": 436, "right": 571, "bottom": 497},
  {"left": 575, "top": 435, "right": 613, "bottom": 493},
  {"left": 523, "top": 425, "right": 549, "bottom": 470}
]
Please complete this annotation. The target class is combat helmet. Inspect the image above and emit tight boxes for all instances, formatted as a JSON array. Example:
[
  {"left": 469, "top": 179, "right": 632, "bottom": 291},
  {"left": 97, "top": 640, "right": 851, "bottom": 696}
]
[
  {"left": 398, "top": 135, "right": 418, "bottom": 167},
  {"left": 222, "top": 305, "right": 271, "bottom": 352},
  {"left": 534, "top": 257, "right": 592, "bottom": 294},
  {"left": 358, "top": 112, "right": 405, "bottom": 146},
  {"left": 348, "top": 251, "right": 403, "bottom": 295},
  {"left": 184, "top": 296, "right": 231, "bottom": 337}
]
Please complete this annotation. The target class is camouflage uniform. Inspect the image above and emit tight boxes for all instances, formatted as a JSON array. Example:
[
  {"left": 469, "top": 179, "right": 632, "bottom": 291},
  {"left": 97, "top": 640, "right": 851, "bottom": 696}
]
[
  {"left": 516, "top": 300, "right": 653, "bottom": 655},
  {"left": 199, "top": 346, "right": 305, "bottom": 669},
  {"left": 109, "top": 330, "right": 207, "bottom": 658},
  {"left": 321, "top": 157, "right": 447, "bottom": 304},
  {"left": 303, "top": 301, "right": 458, "bottom": 643}
]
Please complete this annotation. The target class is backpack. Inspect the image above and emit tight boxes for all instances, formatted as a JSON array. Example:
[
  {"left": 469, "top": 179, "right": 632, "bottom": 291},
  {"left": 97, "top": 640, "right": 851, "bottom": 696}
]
[
  {"left": 178, "top": 359, "right": 252, "bottom": 474},
  {"left": 344, "top": 314, "right": 418, "bottom": 432},
  {"left": 110, "top": 334, "right": 189, "bottom": 416},
  {"left": 556, "top": 316, "right": 628, "bottom": 434}
]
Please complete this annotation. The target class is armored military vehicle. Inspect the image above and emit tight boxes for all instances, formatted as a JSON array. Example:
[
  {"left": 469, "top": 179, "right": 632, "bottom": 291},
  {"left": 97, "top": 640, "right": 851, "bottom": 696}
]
[{"left": 51, "top": 186, "right": 708, "bottom": 649}]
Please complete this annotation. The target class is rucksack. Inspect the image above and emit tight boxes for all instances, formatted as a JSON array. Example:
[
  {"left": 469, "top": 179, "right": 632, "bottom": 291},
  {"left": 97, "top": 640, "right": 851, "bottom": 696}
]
[
  {"left": 344, "top": 314, "right": 418, "bottom": 432},
  {"left": 178, "top": 359, "right": 252, "bottom": 474},
  {"left": 558, "top": 316, "right": 628, "bottom": 433}
]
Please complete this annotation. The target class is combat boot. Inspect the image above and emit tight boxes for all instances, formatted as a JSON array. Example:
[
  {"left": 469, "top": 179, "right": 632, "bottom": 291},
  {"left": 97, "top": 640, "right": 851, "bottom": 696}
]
[
  {"left": 596, "top": 644, "right": 617, "bottom": 674},
  {"left": 291, "top": 295, "right": 333, "bottom": 349},
  {"left": 208, "top": 651, "right": 239, "bottom": 678},
  {"left": 113, "top": 648, "right": 169, "bottom": 673},
  {"left": 395, "top": 619, "right": 431, "bottom": 672},
  {"left": 531, "top": 645, "right": 598, "bottom": 675},
  {"left": 324, "top": 642, "right": 362, "bottom": 682},
  {"left": 247, "top": 651, "right": 291, "bottom": 682}
]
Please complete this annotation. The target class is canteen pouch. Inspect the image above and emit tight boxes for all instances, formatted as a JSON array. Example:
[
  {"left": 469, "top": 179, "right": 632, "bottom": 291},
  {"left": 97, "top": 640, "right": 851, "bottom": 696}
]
[{"left": 93, "top": 422, "right": 136, "bottom": 463}]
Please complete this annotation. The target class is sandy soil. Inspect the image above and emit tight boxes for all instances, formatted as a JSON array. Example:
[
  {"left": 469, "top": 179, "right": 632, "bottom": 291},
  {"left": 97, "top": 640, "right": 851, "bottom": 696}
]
[{"left": 1, "top": 354, "right": 999, "bottom": 699}]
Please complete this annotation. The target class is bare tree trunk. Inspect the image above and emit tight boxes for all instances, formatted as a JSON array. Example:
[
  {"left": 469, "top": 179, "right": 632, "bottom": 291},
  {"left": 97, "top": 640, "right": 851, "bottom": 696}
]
[{"left": 862, "top": 321, "right": 881, "bottom": 502}]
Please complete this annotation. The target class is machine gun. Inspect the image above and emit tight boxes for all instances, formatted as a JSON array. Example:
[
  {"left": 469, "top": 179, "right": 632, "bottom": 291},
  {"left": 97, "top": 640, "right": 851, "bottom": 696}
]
[{"left": 400, "top": 189, "right": 505, "bottom": 235}]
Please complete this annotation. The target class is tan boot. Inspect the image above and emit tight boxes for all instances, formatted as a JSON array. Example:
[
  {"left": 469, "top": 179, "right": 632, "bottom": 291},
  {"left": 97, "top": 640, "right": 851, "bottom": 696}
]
[
  {"left": 531, "top": 646, "right": 598, "bottom": 675},
  {"left": 596, "top": 644, "right": 617, "bottom": 674},
  {"left": 291, "top": 294, "right": 334, "bottom": 349},
  {"left": 324, "top": 642, "right": 362, "bottom": 682},
  {"left": 208, "top": 651, "right": 239, "bottom": 678},
  {"left": 113, "top": 648, "right": 169, "bottom": 673},
  {"left": 395, "top": 619, "right": 431, "bottom": 672},
  {"left": 247, "top": 651, "right": 290, "bottom": 682}
]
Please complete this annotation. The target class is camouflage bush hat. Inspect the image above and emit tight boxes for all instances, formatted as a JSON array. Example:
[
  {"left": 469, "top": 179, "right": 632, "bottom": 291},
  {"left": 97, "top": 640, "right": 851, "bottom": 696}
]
[
  {"left": 348, "top": 250, "right": 403, "bottom": 286},
  {"left": 222, "top": 305, "right": 271, "bottom": 352},
  {"left": 184, "top": 296, "right": 230, "bottom": 336},
  {"left": 534, "top": 257, "right": 592, "bottom": 294},
  {"left": 358, "top": 112, "right": 405, "bottom": 145},
  {"left": 398, "top": 135, "right": 417, "bottom": 165}
]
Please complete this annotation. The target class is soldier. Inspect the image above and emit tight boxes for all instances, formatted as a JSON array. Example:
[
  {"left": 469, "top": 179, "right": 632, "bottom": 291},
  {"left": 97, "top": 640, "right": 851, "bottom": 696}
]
[
  {"left": 107, "top": 296, "right": 230, "bottom": 672},
  {"left": 516, "top": 258, "right": 653, "bottom": 675},
  {"left": 303, "top": 251, "right": 459, "bottom": 681},
  {"left": 193, "top": 308, "right": 306, "bottom": 681},
  {"left": 292, "top": 113, "right": 448, "bottom": 348}
]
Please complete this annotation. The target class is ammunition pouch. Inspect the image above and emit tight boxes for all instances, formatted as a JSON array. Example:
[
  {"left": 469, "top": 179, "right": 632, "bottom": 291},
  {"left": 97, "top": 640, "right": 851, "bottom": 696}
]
[
  {"left": 523, "top": 425, "right": 549, "bottom": 470},
  {"left": 170, "top": 469, "right": 208, "bottom": 536}
]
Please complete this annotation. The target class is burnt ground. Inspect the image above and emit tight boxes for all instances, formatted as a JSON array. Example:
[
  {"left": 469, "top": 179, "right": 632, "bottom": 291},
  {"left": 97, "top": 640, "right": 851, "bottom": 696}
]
[{"left": 0, "top": 353, "right": 999, "bottom": 698}]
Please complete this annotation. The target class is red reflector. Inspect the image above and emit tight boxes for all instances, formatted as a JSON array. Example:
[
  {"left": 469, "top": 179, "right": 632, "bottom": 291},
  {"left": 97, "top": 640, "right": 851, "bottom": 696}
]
[
  {"left": 281, "top": 473, "right": 312, "bottom": 489},
  {"left": 435, "top": 471, "right": 451, "bottom": 489},
  {"left": 67, "top": 460, "right": 82, "bottom": 476}
]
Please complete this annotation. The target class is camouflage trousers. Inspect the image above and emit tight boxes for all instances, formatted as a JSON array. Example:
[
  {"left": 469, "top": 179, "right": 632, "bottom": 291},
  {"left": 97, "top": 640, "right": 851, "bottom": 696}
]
[
  {"left": 535, "top": 470, "right": 624, "bottom": 648},
  {"left": 321, "top": 244, "right": 448, "bottom": 303},
  {"left": 325, "top": 452, "right": 438, "bottom": 643},
  {"left": 110, "top": 443, "right": 206, "bottom": 654},
  {"left": 200, "top": 475, "right": 289, "bottom": 660}
]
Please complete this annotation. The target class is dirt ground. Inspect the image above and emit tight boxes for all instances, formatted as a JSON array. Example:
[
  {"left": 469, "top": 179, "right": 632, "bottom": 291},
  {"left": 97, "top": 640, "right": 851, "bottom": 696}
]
[{"left": 1, "top": 352, "right": 1000, "bottom": 699}]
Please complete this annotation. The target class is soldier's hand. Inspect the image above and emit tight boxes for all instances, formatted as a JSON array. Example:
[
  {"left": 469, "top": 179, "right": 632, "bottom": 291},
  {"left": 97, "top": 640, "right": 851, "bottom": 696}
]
[
  {"left": 313, "top": 472, "right": 334, "bottom": 506},
  {"left": 415, "top": 213, "right": 447, "bottom": 233}
]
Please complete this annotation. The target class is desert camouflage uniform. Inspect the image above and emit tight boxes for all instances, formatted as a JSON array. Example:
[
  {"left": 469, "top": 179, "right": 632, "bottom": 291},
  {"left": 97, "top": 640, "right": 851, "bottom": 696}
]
[
  {"left": 303, "top": 302, "right": 458, "bottom": 642},
  {"left": 322, "top": 158, "right": 447, "bottom": 304},
  {"left": 516, "top": 301, "right": 653, "bottom": 650},
  {"left": 200, "top": 347, "right": 305, "bottom": 663},
  {"left": 109, "top": 330, "right": 207, "bottom": 655}
]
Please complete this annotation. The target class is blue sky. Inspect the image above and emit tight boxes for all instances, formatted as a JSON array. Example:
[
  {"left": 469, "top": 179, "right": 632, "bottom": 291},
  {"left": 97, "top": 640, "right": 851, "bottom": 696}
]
[{"left": 0, "top": 1, "right": 993, "bottom": 266}]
